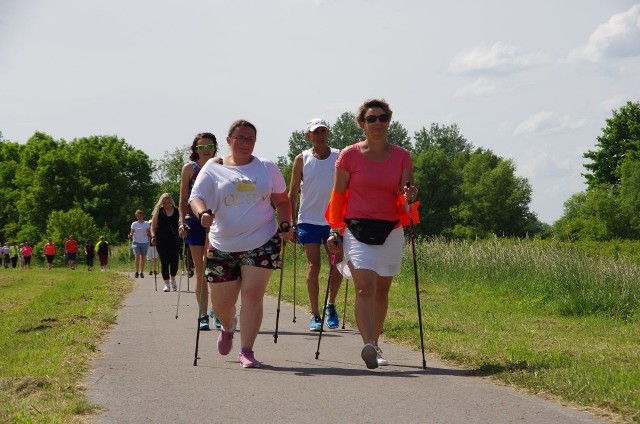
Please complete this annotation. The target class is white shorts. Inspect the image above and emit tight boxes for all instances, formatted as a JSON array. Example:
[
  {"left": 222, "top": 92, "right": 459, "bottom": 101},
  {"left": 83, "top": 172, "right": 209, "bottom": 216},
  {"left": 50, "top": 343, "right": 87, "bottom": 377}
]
[
  {"left": 336, "top": 226, "right": 404, "bottom": 279},
  {"left": 147, "top": 245, "right": 157, "bottom": 259}
]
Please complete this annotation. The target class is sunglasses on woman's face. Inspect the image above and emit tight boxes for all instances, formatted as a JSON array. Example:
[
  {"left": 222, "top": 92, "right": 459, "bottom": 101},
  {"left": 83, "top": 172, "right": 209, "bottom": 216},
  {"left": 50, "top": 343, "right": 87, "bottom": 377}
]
[
  {"left": 197, "top": 143, "right": 215, "bottom": 151},
  {"left": 364, "top": 113, "right": 390, "bottom": 123}
]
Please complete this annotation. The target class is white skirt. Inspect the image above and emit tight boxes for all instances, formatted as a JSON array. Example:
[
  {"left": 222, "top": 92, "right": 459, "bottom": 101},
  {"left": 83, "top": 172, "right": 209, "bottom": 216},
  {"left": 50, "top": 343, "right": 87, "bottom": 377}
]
[{"left": 336, "top": 227, "right": 404, "bottom": 279}]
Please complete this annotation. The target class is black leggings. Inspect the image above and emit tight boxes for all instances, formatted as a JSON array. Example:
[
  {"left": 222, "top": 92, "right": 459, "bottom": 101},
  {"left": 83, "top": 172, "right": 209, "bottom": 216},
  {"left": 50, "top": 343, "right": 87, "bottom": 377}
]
[{"left": 156, "top": 241, "right": 179, "bottom": 280}]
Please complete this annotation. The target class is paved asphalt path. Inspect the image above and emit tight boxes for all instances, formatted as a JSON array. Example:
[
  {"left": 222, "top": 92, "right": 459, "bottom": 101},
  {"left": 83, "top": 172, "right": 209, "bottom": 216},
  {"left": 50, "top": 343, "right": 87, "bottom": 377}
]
[{"left": 85, "top": 276, "right": 606, "bottom": 424}]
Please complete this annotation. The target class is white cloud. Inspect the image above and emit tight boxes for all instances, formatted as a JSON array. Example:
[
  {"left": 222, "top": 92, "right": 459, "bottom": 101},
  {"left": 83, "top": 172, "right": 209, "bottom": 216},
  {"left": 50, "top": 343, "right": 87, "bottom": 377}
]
[
  {"left": 519, "top": 145, "right": 576, "bottom": 180},
  {"left": 449, "top": 42, "right": 550, "bottom": 74},
  {"left": 600, "top": 95, "right": 629, "bottom": 112},
  {"left": 567, "top": 4, "right": 640, "bottom": 63},
  {"left": 513, "top": 111, "right": 586, "bottom": 137},
  {"left": 454, "top": 78, "right": 499, "bottom": 97}
]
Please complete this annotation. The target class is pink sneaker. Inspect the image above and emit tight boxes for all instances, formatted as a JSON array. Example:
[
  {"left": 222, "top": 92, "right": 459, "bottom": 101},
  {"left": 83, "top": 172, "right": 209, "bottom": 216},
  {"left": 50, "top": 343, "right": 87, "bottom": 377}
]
[
  {"left": 216, "top": 316, "right": 237, "bottom": 356},
  {"left": 238, "top": 348, "right": 261, "bottom": 368}
]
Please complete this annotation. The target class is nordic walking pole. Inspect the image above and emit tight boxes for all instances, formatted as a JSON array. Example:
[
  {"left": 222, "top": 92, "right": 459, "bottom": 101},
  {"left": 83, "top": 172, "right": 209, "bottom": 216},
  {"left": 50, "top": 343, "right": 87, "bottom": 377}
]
[
  {"left": 153, "top": 248, "right": 158, "bottom": 291},
  {"left": 186, "top": 244, "right": 191, "bottom": 292},
  {"left": 176, "top": 242, "right": 187, "bottom": 319},
  {"left": 273, "top": 232, "right": 287, "bottom": 343},
  {"left": 151, "top": 237, "right": 157, "bottom": 291},
  {"left": 193, "top": 232, "right": 208, "bottom": 366},
  {"left": 292, "top": 227, "right": 297, "bottom": 323},
  {"left": 407, "top": 181, "right": 427, "bottom": 370},
  {"left": 341, "top": 279, "right": 349, "bottom": 329},
  {"left": 315, "top": 254, "right": 335, "bottom": 359},
  {"left": 128, "top": 237, "right": 132, "bottom": 277}
]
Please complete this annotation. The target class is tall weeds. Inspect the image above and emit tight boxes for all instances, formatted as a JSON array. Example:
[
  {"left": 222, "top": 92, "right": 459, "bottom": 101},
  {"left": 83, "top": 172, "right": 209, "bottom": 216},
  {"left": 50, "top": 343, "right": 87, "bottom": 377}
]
[{"left": 402, "top": 237, "right": 640, "bottom": 322}]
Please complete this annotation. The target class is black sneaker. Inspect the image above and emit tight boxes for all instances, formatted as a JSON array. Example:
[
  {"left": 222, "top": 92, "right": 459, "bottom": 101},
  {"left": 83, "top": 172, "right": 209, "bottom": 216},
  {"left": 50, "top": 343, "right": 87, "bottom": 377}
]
[{"left": 135, "top": 272, "right": 139, "bottom": 278}]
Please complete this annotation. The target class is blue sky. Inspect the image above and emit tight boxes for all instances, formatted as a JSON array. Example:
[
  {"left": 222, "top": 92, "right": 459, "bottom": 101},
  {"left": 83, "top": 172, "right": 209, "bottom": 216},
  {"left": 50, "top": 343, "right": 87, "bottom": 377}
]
[{"left": 1, "top": 1, "right": 639, "bottom": 224}]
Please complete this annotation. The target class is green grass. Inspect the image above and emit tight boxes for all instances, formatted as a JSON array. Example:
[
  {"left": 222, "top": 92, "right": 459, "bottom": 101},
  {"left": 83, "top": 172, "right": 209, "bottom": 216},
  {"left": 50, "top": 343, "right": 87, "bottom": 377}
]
[
  {"left": 267, "top": 238, "right": 640, "bottom": 423},
  {"left": 1, "top": 239, "right": 639, "bottom": 422},
  {"left": 0, "top": 268, "right": 133, "bottom": 423}
]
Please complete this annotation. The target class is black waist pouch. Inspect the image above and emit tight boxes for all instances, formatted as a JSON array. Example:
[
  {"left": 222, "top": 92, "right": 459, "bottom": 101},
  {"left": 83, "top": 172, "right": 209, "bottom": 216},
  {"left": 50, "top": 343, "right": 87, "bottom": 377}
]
[{"left": 345, "top": 218, "right": 398, "bottom": 245}]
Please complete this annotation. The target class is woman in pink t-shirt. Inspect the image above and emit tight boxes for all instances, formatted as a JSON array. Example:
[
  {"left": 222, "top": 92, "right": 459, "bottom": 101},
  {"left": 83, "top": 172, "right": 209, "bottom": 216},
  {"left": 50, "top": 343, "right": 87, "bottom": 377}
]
[
  {"left": 327, "top": 98, "right": 418, "bottom": 370},
  {"left": 21, "top": 243, "right": 33, "bottom": 269}
]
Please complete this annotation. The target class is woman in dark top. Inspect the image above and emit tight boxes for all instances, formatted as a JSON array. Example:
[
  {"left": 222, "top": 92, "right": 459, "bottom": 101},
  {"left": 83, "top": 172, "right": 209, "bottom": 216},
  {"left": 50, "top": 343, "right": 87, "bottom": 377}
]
[
  {"left": 85, "top": 240, "right": 95, "bottom": 271},
  {"left": 150, "top": 193, "right": 181, "bottom": 292}
]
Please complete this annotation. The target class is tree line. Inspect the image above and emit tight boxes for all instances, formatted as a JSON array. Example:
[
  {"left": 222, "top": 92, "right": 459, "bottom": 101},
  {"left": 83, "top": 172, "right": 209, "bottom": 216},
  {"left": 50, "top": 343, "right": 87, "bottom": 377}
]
[{"left": 1, "top": 100, "right": 638, "bottom": 249}]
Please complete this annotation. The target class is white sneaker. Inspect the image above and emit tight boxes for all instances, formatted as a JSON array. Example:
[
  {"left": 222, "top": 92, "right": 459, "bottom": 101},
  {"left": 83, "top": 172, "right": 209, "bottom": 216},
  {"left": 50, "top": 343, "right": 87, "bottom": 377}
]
[
  {"left": 163, "top": 282, "right": 171, "bottom": 292},
  {"left": 361, "top": 343, "right": 378, "bottom": 369},
  {"left": 171, "top": 282, "right": 177, "bottom": 291},
  {"left": 376, "top": 346, "right": 389, "bottom": 366}
]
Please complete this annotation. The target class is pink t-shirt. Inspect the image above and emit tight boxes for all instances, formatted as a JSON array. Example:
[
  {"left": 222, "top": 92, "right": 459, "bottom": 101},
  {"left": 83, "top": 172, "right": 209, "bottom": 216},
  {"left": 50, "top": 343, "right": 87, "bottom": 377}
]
[
  {"left": 336, "top": 143, "right": 412, "bottom": 221},
  {"left": 22, "top": 245, "right": 33, "bottom": 257}
]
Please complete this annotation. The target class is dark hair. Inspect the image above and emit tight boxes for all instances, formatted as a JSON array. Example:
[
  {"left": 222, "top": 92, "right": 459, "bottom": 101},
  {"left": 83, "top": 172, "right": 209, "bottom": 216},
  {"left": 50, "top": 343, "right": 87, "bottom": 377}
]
[
  {"left": 227, "top": 120, "right": 257, "bottom": 138},
  {"left": 190, "top": 132, "right": 218, "bottom": 162},
  {"left": 356, "top": 98, "right": 393, "bottom": 124}
]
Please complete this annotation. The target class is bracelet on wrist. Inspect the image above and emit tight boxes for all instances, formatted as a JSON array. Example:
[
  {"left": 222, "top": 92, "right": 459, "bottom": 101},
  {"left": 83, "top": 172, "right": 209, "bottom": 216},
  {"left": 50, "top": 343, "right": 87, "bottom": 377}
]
[
  {"left": 278, "top": 221, "right": 291, "bottom": 232},
  {"left": 329, "top": 230, "right": 342, "bottom": 242}
]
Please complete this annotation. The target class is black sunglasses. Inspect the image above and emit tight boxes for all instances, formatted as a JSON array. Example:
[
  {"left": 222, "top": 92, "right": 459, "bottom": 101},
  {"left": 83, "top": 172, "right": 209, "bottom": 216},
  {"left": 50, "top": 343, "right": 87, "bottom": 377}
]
[{"left": 364, "top": 113, "right": 390, "bottom": 123}]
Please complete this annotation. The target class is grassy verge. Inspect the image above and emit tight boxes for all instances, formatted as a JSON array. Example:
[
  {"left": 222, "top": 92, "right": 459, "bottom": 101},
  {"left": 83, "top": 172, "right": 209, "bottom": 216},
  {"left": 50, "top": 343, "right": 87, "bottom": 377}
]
[
  {"left": 1, "top": 239, "right": 638, "bottom": 422},
  {"left": 0, "top": 268, "right": 133, "bottom": 423},
  {"left": 267, "top": 238, "right": 640, "bottom": 423}
]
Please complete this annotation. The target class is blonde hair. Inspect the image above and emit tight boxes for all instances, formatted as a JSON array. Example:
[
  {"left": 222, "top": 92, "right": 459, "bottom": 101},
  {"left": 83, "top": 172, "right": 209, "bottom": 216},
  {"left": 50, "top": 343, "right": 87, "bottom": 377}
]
[{"left": 152, "top": 193, "right": 176, "bottom": 218}]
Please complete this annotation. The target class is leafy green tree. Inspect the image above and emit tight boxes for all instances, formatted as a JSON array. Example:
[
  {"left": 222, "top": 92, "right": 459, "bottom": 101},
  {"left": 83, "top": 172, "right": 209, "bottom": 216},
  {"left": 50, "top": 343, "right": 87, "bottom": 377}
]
[
  {"left": 152, "top": 146, "right": 188, "bottom": 201},
  {"left": 583, "top": 100, "right": 640, "bottom": 189},
  {"left": 46, "top": 208, "right": 100, "bottom": 248},
  {"left": 329, "top": 112, "right": 364, "bottom": 150},
  {"left": 414, "top": 123, "right": 472, "bottom": 156},
  {"left": 618, "top": 153, "right": 640, "bottom": 238},
  {"left": 454, "top": 149, "right": 534, "bottom": 237},
  {"left": 552, "top": 188, "right": 623, "bottom": 241},
  {"left": 387, "top": 121, "right": 412, "bottom": 150},
  {"left": 286, "top": 131, "right": 308, "bottom": 163},
  {"left": 0, "top": 141, "right": 22, "bottom": 240},
  {"left": 413, "top": 147, "right": 463, "bottom": 235},
  {"left": 14, "top": 133, "right": 155, "bottom": 241}
]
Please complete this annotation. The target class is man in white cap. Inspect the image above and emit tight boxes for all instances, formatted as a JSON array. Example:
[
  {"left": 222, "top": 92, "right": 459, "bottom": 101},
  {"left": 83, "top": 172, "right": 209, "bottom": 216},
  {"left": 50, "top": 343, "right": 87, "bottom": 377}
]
[{"left": 288, "top": 118, "right": 343, "bottom": 331}]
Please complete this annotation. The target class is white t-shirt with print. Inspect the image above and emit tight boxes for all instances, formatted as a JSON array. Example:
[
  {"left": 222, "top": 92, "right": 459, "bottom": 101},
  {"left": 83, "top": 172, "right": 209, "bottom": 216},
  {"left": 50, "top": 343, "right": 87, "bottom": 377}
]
[
  {"left": 189, "top": 156, "right": 286, "bottom": 252},
  {"left": 131, "top": 221, "right": 151, "bottom": 243}
]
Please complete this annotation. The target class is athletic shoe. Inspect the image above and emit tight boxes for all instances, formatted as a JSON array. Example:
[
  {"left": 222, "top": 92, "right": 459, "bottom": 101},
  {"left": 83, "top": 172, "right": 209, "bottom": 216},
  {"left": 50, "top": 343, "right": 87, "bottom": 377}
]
[
  {"left": 325, "top": 304, "right": 340, "bottom": 329},
  {"left": 135, "top": 272, "right": 139, "bottom": 278},
  {"left": 309, "top": 314, "right": 322, "bottom": 332},
  {"left": 187, "top": 270, "right": 194, "bottom": 278},
  {"left": 171, "top": 282, "right": 177, "bottom": 291},
  {"left": 199, "top": 315, "right": 210, "bottom": 331},
  {"left": 361, "top": 343, "right": 379, "bottom": 369},
  {"left": 376, "top": 346, "right": 389, "bottom": 366},
  {"left": 238, "top": 348, "right": 261, "bottom": 368},
  {"left": 140, "top": 273, "right": 144, "bottom": 278},
  {"left": 209, "top": 310, "right": 222, "bottom": 330},
  {"left": 163, "top": 282, "right": 171, "bottom": 292},
  {"left": 149, "top": 271, "right": 152, "bottom": 275},
  {"left": 217, "top": 316, "right": 237, "bottom": 356}
]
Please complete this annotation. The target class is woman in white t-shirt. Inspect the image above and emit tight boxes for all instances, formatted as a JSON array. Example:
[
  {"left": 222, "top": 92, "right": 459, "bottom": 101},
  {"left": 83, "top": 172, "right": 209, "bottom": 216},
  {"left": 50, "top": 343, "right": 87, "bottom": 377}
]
[
  {"left": 189, "top": 119, "right": 293, "bottom": 369},
  {"left": 129, "top": 209, "right": 151, "bottom": 278}
]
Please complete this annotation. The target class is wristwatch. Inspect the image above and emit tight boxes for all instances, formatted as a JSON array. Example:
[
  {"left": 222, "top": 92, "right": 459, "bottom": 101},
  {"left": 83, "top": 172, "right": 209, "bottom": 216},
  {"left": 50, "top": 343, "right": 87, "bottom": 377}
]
[{"left": 198, "top": 209, "right": 213, "bottom": 220}]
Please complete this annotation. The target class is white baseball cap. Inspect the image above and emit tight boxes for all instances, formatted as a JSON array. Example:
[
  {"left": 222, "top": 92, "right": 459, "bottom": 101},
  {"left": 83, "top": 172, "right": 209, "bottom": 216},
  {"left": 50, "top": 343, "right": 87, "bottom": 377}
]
[{"left": 307, "top": 118, "right": 329, "bottom": 132}]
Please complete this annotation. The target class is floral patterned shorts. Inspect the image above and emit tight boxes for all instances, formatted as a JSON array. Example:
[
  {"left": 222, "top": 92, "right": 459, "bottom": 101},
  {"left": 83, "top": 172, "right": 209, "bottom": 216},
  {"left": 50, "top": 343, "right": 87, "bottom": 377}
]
[{"left": 204, "top": 234, "right": 282, "bottom": 283}]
